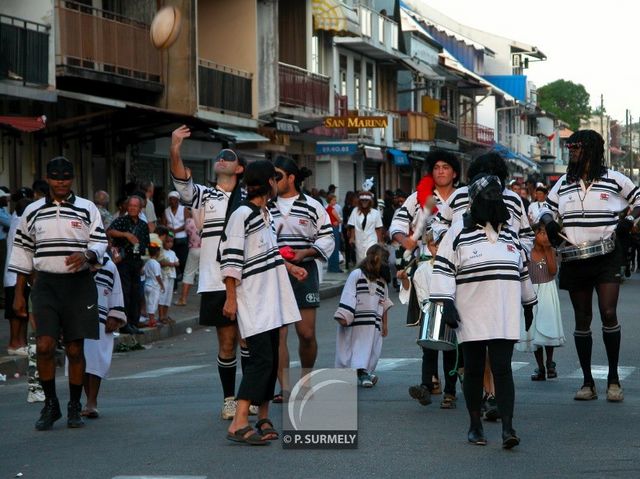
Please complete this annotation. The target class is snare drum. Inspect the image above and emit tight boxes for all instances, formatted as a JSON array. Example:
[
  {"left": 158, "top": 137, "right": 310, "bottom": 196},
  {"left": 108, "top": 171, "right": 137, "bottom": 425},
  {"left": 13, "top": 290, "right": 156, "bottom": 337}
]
[
  {"left": 417, "top": 302, "right": 457, "bottom": 351},
  {"left": 558, "top": 237, "right": 615, "bottom": 262}
]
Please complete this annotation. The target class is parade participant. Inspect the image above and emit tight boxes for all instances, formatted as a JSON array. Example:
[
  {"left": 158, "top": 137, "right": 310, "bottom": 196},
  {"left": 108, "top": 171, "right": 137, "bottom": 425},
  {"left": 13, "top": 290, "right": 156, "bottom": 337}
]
[
  {"left": 433, "top": 153, "right": 534, "bottom": 419},
  {"left": 430, "top": 174, "right": 537, "bottom": 448},
  {"left": 170, "top": 125, "right": 248, "bottom": 420},
  {"left": 527, "top": 183, "right": 548, "bottom": 224},
  {"left": 390, "top": 150, "right": 460, "bottom": 406},
  {"left": 270, "top": 156, "right": 334, "bottom": 403},
  {"left": 334, "top": 244, "right": 392, "bottom": 387},
  {"left": 539, "top": 129, "right": 640, "bottom": 402},
  {"left": 348, "top": 191, "right": 383, "bottom": 264},
  {"left": 107, "top": 195, "right": 149, "bottom": 334},
  {"left": 78, "top": 253, "right": 127, "bottom": 418},
  {"left": 10, "top": 156, "right": 108, "bottom": 430},
  {"left": 516, "top": 223, "right": 565, "bottom": 380},
  {"left": 164, "top": 191, "right": 188, "bottom": 282},
  {"left": 220, "top": 160, "right": 304, "bottom": 445}
]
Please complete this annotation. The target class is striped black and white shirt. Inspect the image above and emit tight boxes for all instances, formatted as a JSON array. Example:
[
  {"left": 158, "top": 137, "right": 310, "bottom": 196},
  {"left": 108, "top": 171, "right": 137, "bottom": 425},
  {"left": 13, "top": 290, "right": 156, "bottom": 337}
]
[
  {"left": 172, "top": 175, "right": 243, "bottom": 292},
  {"left": 9, "top": 193, "right": 107, "bottom": 275},
  {"left": 544, "top": 170, "right": 640, "bottom": 245},
  {"left": 269, "top": 193, "right": 334, "bottom": 261},
  {"left": 95, "top": 256, "right": 127, "bottom": 326},
  {"left": 432, "top": 186, "right": 534, "bottom": 253},
  {"left": 430, "top": 221, "right": 537, "bottom": 343},
  {"left": 389, "top": 189, "right": 447, "bottom": 245},
  {"left": 220, "top": 202, "right": 301, "bottom": 338}
]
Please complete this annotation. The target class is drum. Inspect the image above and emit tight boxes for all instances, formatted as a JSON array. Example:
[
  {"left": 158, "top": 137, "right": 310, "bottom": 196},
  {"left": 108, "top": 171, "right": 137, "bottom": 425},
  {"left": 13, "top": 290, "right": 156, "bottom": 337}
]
[
  {"left": 558, "top": 236, "right": 615, "bottom": 262},
  {"left": 417, "top": 302, "right": 456, "bottom": 351}
]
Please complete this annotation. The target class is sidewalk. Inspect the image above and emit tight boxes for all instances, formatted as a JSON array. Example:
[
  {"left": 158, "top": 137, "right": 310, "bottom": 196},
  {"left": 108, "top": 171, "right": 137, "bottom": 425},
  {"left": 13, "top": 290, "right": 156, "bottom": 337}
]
[{"left": 0, "top": 270, "right": 349, "bottom": 378}]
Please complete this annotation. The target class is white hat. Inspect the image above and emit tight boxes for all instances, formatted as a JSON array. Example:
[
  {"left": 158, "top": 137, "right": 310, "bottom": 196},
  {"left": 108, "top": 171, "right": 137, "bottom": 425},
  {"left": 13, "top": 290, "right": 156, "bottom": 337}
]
[{"left": 168, "top": 191, "right": 180, "bottom": 199}]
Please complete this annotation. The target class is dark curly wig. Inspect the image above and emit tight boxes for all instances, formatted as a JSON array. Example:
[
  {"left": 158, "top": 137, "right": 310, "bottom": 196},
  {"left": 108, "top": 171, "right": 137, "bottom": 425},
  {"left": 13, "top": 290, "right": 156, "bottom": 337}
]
[
  {"left": 565, "top": 129, "right": 606, "bottom": 183},
  {"left": 467, "top": 152, "right": 509, "bottom": 188}
]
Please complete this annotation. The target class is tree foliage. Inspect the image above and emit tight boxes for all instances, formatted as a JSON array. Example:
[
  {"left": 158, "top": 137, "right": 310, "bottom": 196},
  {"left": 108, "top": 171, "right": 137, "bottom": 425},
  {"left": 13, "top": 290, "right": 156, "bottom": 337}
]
[{"left": 538, "top": 80, "right": 591, "bottom": 130}]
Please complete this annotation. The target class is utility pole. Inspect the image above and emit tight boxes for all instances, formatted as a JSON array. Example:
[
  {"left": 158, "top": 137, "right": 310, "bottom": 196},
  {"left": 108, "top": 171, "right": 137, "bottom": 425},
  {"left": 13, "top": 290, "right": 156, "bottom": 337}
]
[{"left": 600, "top": 94, "right": 604, "bottom": 137}]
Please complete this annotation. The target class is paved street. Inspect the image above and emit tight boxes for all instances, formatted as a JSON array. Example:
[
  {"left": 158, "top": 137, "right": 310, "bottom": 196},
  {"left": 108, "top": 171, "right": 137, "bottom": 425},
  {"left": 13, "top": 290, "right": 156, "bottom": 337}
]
[{"left": 1, "top": 274, "right": 639, "bottom": 479}]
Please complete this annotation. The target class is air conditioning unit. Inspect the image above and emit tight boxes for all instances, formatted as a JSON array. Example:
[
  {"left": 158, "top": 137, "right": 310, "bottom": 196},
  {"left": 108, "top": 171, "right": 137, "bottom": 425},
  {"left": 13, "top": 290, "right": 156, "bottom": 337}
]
[{"left": 512, "top": 54, "right": 521, "bottom": 68}]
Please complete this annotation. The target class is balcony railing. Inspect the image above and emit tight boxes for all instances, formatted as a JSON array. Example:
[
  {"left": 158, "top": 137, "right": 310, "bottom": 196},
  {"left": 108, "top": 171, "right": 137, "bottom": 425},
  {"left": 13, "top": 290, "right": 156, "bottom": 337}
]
[
  {"left": 359, "top": 5, "right": 398, "bottom": 50},
  {"left": 55, "top": 0, "right": 161, "bottom": 84},
  {"left": 394, "top": 111, "right": 459, "bottom": 143},
  {"left": 0, "top": 14, "right": 49, "bottom": 85},
  {"left": 198, "top": 59, "right": 252, "bottom": 117},
  {"left": 279, "top": 62, "right": 330, "bottom": 113},
  {"left": 458, "top": 122, "right": 495, "bottom": 146}
]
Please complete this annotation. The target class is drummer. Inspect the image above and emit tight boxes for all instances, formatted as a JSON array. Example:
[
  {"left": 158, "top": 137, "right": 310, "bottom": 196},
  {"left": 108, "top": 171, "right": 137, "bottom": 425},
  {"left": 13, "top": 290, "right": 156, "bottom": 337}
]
[
  {"left": 539, "top": 129, "right": 640, "bottom": 403},
  {"left": 430, "top": 173, "right": 537, "bottom": 448},
  {"left": 390, "top": 150, "right": 461, "bottom": 408}
]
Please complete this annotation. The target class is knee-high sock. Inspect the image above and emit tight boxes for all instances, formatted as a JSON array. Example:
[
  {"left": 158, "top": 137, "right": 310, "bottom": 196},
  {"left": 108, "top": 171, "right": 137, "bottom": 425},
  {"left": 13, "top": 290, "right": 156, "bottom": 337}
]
[
  {"left": 217, "top": 355, "right": 237, "bottom": 399},
  {"left": 240, "top": 347, "right": 250, "bottom": 375},
  {"left": 602, "top": 324, "right": 621, "bottom": 384},
  {"left": 573, "top": 330, "right": 593, "bottom": 385}
]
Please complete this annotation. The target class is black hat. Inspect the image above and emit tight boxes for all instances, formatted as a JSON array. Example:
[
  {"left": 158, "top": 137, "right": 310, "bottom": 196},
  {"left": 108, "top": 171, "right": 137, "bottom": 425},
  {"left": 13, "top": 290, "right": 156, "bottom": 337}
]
[
  {"left": 11, "top": 187, "right": 34, "bottom": 202},
  {"left": 424, "top": 149, "right": 461, "bottom": 180},
  {"left": 46, "top": 157, "right": 74, "bottom": 180}
]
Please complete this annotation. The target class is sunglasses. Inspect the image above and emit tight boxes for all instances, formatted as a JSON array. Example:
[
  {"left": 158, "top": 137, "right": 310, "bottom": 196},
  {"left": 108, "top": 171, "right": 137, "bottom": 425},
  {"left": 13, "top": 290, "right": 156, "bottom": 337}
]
[
  {"left": 274, "top": 172, "right": 284, "bottom": 181},
  {"left": 565, "top": 142, "right": 583, "bottom": 150},
  {"left": 216, "top": 149, "right": 238, "bottom": 162}
]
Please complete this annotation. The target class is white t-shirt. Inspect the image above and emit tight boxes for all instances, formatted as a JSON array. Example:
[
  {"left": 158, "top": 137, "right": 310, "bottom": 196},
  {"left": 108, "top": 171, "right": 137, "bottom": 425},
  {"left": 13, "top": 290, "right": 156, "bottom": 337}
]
[
  {"left": 276, "top": 196, "right": 297, "bottom": 217},
  {"left": 348, "top": 208, "right": 383, "bottom": 263},
  {"left": 161, "top": 249, "right": 179, "bottom": 279},
  {"left": 144, "top": 258, "right": 162, "bottom": 289}
]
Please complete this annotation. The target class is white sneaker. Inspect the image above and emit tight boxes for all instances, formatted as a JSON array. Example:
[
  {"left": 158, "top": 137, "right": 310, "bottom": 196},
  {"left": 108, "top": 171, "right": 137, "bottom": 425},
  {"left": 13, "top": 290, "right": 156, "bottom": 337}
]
[
  {"left": 606, "top": 383, "right": 624, "bottom": 402},
  {"left": 7, "top": 346, "right": 29, "bottom": 356},
  {"left": 221, "top": 396, "right": 237, "bottom": 420},
  {"left": 249, "top": 405, "right": 259, "bottom": 416},
  {"left": 27, "top": 388, "right": 45, "bottom": 403}
]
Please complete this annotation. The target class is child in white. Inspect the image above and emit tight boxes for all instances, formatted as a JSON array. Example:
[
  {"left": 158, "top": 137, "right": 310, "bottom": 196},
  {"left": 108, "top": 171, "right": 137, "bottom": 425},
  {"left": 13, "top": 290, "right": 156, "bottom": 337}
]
[
  {"left": 159, "top": 234, "right": 179, "bottom": 324},
  {"left": 143, "top": 244, "right": 165, "bottom": 328},
  {"left": 517, "top": 223, "right": 565, "bottom": 380},
  {"left": 334, "top": 244, "right": 393, "bottom": 387}
]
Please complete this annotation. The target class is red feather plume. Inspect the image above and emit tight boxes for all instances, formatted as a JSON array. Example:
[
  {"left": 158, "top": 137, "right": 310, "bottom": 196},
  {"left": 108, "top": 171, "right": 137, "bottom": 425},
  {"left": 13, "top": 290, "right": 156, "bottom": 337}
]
[{"left": 416, "top": 174, "right": 435, "bottom": 209}]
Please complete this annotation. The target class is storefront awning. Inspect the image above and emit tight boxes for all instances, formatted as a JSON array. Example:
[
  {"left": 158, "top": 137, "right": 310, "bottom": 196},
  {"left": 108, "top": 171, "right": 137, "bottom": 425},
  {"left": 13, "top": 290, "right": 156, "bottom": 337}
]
[
  {"left": 400, "top": 58, "right": 443, "bottom": 80},
  {"left": 210, "top": 127, "right": 269, "bottom": 143},
  {"left": 0, "top": 115, "right": 47, "bottom": 133},
  {"left": 363, "top": 145, "right": 384, "bottom": 162},
  {"left": 492, "top": 143, "right": 539, "bottom": 172},
  {"left": 312, "top": 0, "right": 360, "bottom": 36},
  {"left": 388, "top": 148, "right": 410, "bottom": 166}
]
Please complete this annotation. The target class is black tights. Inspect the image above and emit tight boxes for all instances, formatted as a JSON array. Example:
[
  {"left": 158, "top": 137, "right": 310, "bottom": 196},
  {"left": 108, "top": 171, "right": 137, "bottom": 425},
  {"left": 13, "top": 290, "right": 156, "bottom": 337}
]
[
  {"left": 461, "top": 340, "right": 515, "bottom": 417},
  {"left": 569, "top": 283, "right": 621, "bottom": 385},
  {"left": 422, "top": 347, "right": 461, "bottom": 396}
]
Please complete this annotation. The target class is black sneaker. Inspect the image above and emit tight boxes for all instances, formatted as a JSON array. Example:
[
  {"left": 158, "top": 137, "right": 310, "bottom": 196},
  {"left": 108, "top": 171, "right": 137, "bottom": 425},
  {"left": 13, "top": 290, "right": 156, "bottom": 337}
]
[
  {"left": 35, "top": 398, "right": 62, "bottom": 431},
  {"left": 67, "top": 400, "right": 84, "bottom": 428}
]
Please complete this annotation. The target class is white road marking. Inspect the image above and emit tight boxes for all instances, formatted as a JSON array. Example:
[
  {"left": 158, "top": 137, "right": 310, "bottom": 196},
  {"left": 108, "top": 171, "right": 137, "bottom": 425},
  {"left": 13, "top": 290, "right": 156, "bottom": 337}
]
[
  {"left": 113, "top": 476, "right": 206, "bottom": 479},
  {"left": 111, "top": 365, "right": 208, "bottom": 380},
  {"left": 376, "top": 358, "right": 531, "bottom": 372},
  {"left": 567, "top": 365, "right": 636, "bottom": 380}
]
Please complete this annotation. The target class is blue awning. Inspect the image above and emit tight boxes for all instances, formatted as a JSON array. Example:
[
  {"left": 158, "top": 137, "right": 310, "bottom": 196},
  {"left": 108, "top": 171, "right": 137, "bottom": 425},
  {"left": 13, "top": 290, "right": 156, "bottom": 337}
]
[
  {"left": 388, "top": 148, "right": 410, "bottom": 166},
  {"left": 492, "top": 143, "right": 539, "bottom": 172}
]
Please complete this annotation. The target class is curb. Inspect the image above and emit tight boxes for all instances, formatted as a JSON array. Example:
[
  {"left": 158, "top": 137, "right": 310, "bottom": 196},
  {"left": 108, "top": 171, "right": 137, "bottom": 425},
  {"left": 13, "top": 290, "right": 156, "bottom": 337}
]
[{"left": 0, "top": 282, "right": 345, "bottom": 378}]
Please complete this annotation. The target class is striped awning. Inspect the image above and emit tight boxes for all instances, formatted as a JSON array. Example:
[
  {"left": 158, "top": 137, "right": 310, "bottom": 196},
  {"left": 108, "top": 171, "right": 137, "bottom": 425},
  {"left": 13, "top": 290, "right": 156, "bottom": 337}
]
[{"left": 312, "top": 0, "right": 360, "bottom": 36}]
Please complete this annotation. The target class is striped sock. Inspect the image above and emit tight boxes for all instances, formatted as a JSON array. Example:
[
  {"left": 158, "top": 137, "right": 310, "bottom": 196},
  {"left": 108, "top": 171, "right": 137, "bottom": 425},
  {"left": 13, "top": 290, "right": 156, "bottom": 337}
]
[
  {"left": 573, "top": 330, "right": 593, "bottom": 385},
  {"left": 602, "top": 324, "right": 621, "bottom": 384},
  {"left": 240, "top": 347, "right": 250, "bottom": 375},
  {"left": 217, "top": 355, "right": 237, "bottom": 398}
]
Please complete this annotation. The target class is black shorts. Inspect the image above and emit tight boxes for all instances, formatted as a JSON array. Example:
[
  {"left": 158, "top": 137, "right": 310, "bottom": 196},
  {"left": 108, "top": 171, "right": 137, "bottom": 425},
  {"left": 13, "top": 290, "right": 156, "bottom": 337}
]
[
  {"left": 31, "top": 270, "right": 99, "bottom": 341},
  {"left": 4, "top": 285, "right": 30, "bottom": 320},
  {"left": 558, "top": 242, "right": 625, "bottom": 290},
  {"left": 289, "top": 261, "right": 320, "bottom": 309},
  {"left": 199, "top": 290, "right": 235, "bottom": 327}
]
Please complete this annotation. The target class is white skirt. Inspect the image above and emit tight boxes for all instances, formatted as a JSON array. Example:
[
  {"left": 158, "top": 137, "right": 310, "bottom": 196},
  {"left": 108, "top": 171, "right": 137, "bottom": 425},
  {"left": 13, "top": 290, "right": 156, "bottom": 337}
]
[{"left": 516, "top": 280, "right": 566, "bottom": 352}]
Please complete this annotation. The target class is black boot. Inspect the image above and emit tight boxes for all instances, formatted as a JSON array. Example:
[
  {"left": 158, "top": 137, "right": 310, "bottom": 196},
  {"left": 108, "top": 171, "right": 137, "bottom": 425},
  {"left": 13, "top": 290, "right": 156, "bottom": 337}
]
[
  {"left": 67, "top": 400, "right": 84, "bottom": 428},
  {"left": 35, "top": 397, "right": 62, "bottom": 431},
  {"left": 501, "top": 415, "right": 520, "bottom": 449},
  {"left": 467, "top": 411, "right": 487, "bottom": 445}
]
